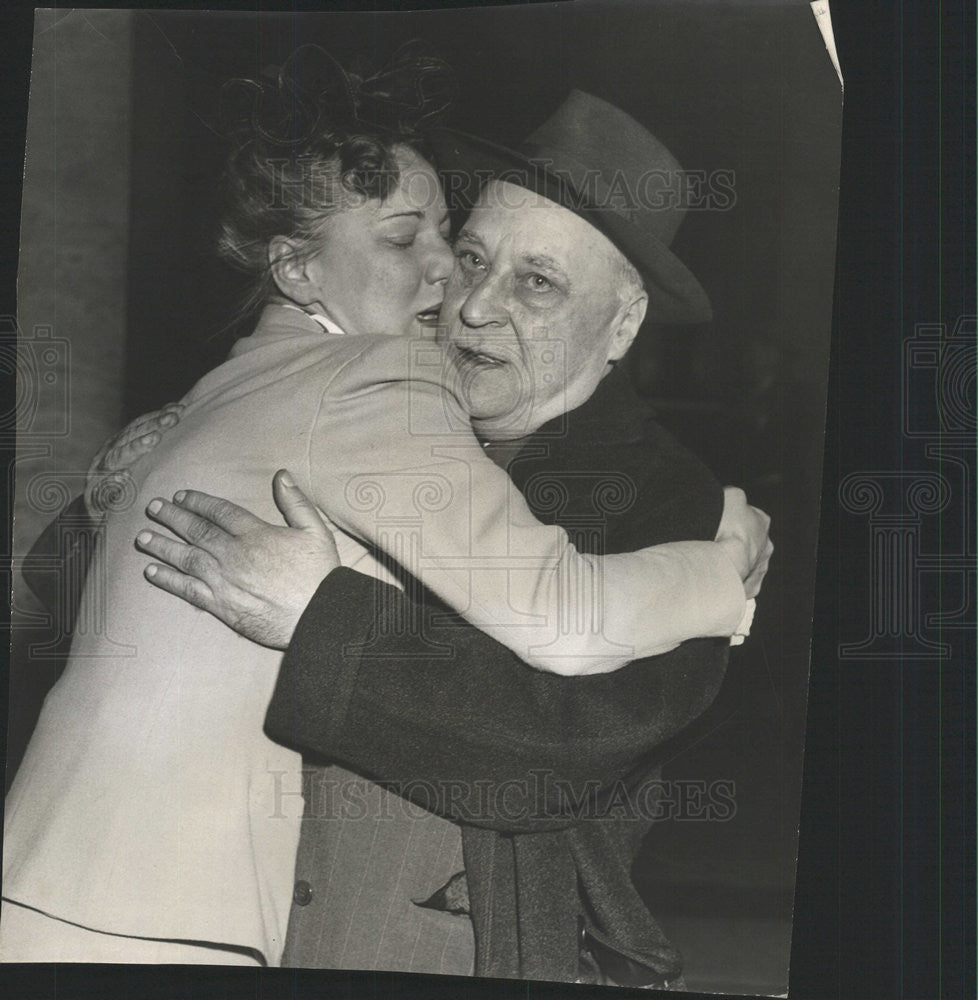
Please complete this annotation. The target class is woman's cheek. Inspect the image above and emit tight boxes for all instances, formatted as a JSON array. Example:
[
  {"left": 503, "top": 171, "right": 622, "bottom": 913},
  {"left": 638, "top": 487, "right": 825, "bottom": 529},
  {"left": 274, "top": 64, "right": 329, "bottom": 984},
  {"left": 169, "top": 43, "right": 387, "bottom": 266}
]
[
  {"left": 375, "top": 270, "right": 418, "bottom": 335},
  {"left": 380, "top": 255, "right": 422, "bottom": 299}
]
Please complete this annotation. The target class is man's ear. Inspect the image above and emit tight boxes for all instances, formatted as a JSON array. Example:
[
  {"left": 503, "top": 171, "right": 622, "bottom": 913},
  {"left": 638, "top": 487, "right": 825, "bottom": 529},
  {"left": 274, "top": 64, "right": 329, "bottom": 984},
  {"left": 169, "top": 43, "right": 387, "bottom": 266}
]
[
  {"left": 268, "top": 237, "right": 318, "bottom": 305},
  {"left": 607, "top": 292, "right": 648, "bottom": 363}
]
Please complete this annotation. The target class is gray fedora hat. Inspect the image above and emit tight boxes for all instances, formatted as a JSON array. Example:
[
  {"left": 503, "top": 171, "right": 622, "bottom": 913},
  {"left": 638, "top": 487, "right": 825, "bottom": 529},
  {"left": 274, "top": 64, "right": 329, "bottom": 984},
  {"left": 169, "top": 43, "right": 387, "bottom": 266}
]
[{"left": 429, "top": 90, "right": 712, "bottom": 324}]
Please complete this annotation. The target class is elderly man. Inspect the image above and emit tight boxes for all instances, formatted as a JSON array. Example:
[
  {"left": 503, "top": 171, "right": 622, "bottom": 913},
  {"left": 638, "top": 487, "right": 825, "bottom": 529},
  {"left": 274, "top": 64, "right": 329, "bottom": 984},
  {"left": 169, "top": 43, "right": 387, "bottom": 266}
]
[{"left": 130, "top": 92, "right": 770, "bottom": 986}]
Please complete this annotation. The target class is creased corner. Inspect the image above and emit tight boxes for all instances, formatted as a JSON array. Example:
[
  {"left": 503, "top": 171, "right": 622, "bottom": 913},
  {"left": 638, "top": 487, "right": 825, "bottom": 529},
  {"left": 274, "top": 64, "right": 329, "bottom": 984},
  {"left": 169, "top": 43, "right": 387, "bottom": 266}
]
[{"left": 810, "top": 1, "right": 843, "bottom": 91}]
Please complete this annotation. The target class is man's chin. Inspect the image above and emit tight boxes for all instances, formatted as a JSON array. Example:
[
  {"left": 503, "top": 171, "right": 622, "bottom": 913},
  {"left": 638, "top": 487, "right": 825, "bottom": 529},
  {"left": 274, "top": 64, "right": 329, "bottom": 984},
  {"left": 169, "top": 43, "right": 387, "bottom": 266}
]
[
  {"left": 470, "top": 414, "right": 538, "bottom": 442},
  {"left": 453, "top": 365, "right": 523, "bottom": 419},
  {"left": 466, "top": 382, "right": 544, "bottom": 441}
]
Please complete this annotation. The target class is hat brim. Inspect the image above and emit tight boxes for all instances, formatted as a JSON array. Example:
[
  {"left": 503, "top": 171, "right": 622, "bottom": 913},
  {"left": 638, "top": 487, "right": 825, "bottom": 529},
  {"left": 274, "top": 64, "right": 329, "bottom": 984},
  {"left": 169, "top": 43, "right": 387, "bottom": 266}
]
[{"left": 428, "top": 127, "right": 712, "bottom": 325}]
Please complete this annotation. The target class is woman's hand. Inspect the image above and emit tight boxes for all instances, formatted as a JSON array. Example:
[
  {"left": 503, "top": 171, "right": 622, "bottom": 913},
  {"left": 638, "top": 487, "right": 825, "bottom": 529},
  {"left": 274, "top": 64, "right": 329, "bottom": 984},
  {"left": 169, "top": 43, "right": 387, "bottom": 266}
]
[
  {"left": 715, "top": 486, "right": 773, "bottom": 600},
  {"left": 135, "top": 469, "right": 341, "bottom": 650},
  {"left": 85, "top": 403, "right": 184, "bottom": 517}
]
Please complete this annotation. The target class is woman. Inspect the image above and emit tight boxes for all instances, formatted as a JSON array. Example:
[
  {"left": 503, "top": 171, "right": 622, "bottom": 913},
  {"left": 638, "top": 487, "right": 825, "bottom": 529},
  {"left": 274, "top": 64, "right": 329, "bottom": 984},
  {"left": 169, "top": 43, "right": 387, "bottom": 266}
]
[{"left": 1, "top": 47, "right": 752, "bottom": 965}]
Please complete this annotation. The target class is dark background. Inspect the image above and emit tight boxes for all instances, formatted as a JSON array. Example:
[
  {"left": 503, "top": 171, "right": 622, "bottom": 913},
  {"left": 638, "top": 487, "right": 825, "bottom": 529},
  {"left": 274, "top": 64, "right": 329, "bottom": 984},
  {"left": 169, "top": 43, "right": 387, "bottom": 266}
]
[{"left": 0, "top": 2, "right": 974, "bottom": 999}]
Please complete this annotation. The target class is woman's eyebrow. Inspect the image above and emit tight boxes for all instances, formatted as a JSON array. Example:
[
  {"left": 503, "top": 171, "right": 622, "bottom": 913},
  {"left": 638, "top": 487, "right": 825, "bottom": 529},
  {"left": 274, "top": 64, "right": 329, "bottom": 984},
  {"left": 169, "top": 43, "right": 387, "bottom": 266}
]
[
  {"left": 380, "top": 209, "right": 424, "bottom": 221},
  {"left": 454, "top": 227, "right": 483, "bottom": 245}
]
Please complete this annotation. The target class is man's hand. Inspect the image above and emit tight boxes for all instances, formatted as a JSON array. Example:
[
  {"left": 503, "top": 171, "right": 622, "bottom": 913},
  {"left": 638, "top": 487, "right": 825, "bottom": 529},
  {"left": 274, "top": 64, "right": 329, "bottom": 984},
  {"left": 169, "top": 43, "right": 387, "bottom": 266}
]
[
  {"left": 136, "top": 469, "right": 340, "bottom": 649},
  {"left": 86, "top": 403, "right": 183, "bottom": 517},
  {"left": 715, "top": 486, "right": 773, "bottom": 600}
]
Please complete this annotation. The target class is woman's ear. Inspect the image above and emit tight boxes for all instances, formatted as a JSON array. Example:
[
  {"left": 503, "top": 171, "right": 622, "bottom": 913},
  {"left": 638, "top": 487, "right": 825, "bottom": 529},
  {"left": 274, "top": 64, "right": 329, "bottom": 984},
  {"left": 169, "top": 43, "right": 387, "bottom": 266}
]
[
  {"left": 607, "top": 291, "right": 649, "bottom": 364},
  {"left": 269, "top": 236, "right": 316, "bottom": 305}
]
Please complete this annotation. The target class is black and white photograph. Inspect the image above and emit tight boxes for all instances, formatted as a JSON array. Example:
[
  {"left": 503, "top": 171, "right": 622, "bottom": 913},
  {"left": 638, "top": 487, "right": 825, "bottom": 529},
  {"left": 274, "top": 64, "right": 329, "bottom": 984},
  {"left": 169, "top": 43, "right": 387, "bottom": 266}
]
[{"left": 4, "top": 2, "right": 844, "bottom": 994}]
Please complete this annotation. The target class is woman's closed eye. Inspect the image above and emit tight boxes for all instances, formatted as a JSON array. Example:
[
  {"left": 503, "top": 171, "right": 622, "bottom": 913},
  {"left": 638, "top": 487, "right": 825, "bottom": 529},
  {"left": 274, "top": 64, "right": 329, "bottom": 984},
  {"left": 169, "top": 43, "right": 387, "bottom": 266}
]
[{"left": 386, "top": 234, "right": 417, "bottom": 250}]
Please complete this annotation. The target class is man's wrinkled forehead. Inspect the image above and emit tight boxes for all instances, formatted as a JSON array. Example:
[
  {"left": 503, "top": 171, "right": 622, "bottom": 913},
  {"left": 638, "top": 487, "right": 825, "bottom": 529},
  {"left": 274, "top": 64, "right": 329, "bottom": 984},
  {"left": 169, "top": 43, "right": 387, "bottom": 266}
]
[{"left": 467, "top": 179, "right": 620, "bottom": 271}]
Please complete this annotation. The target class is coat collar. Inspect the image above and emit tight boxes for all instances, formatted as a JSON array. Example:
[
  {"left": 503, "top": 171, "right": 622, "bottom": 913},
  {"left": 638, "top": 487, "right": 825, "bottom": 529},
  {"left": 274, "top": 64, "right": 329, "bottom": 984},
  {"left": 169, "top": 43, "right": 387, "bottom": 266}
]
[
  {"left": 484, "top": 365, "right": 647, "bottom": 472},
  {"left": 229, "top": 304, "right": 347, "bottom": 359}
]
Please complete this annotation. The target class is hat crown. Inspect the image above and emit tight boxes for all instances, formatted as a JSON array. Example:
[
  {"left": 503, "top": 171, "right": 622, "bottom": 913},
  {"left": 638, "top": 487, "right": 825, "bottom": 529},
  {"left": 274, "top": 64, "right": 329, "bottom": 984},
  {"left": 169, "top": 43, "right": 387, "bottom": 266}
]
[
  {"left": 519, "top": 90, "right": 687, "bottom": 246},
  {"left": 428, "top": 90, "right": 711, "bottom": 323}
]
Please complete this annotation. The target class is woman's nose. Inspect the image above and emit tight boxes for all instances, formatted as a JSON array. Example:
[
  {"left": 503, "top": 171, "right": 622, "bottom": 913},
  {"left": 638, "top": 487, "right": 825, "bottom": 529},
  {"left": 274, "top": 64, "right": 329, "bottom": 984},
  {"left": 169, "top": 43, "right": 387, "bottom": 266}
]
[{"left": 425, "top": 239, "right": 455, "bottom": 285}]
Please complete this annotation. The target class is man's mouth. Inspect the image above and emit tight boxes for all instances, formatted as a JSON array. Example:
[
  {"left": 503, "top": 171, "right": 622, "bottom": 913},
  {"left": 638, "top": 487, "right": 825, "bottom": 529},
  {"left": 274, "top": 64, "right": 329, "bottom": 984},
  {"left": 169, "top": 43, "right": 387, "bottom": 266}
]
[{"left": 452, "top": 344, "right": 508, "bottom": 369}]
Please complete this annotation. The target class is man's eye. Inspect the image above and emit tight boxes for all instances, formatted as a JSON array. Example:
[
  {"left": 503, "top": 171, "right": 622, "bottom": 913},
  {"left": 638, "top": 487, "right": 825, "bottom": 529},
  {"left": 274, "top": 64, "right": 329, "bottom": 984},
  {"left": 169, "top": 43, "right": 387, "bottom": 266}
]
[
  {"left": 521, "top": 273, "right": 555, "bottom": 293},
  {"left": 456, "top": 247, "right": 486, "bottom": 270},
  {"left": 387, "top": 237, "right": 416, "bottom": 250}
]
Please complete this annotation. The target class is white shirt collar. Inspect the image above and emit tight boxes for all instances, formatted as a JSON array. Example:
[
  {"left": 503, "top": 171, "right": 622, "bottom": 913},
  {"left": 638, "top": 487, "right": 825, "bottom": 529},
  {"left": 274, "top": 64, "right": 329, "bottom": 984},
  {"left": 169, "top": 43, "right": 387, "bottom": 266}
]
[{"left": 279, "top": 303, "right": 347, "bottom": 337}]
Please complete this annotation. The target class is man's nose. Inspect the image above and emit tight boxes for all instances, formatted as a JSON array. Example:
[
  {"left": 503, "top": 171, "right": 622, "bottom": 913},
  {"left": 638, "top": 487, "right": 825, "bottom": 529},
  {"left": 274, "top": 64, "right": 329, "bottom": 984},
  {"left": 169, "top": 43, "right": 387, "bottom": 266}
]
[
  {"left": 459, "top": 270, "right": 508, "bottom": 328},
  {"left": 425, "top": 240, "right": 455, "bottom": 285}
]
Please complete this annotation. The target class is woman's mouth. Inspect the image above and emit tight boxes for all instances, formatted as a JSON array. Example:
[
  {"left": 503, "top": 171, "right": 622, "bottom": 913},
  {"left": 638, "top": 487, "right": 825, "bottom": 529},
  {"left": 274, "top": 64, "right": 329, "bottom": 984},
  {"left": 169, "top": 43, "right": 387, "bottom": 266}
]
[{"left": 415, "top": 307, "right": 441, "bottom": 326}]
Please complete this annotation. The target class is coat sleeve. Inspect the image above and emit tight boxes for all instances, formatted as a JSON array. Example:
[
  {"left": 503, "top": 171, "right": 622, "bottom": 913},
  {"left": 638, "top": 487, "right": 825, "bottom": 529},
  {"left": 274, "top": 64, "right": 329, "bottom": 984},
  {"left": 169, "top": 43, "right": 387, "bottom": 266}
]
[
  {"left": 264, "top": 568, "right": 728, "bottom": 832},
  {"left": 301, "top": 342, "right": 746, "bottom": 677}
]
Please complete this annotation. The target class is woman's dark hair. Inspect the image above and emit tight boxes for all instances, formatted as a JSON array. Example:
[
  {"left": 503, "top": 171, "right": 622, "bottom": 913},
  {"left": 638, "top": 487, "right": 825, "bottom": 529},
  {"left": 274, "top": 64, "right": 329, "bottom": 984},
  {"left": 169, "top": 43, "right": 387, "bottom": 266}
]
[{"left": 217, "top": 42, "right": 454, "bottom": 319}]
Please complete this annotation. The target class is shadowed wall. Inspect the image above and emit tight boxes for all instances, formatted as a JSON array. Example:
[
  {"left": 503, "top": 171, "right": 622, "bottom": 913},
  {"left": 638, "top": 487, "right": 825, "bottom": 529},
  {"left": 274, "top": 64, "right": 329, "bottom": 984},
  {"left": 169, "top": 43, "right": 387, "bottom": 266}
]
[{"left": 8, "top": 9, "right": 132, "bottom": 783}]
